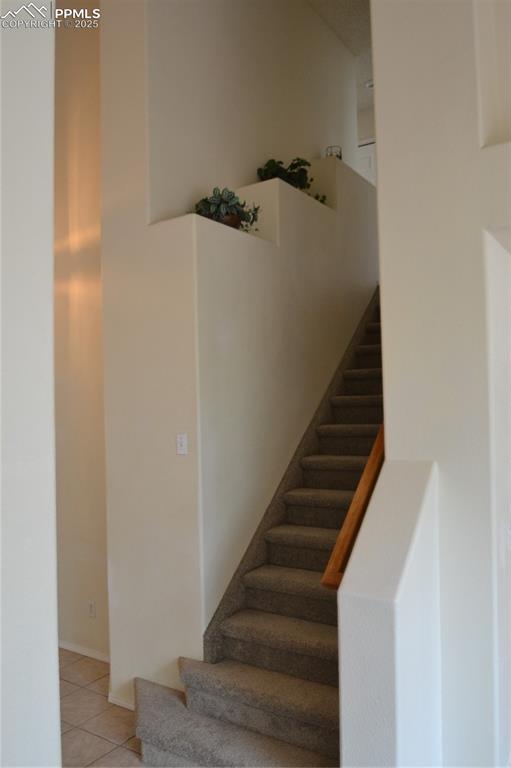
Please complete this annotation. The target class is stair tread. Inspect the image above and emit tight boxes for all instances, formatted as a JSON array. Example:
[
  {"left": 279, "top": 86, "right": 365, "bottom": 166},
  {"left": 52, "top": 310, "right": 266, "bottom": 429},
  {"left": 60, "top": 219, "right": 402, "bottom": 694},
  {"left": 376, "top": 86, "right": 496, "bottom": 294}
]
[
  {"left": 244, "top": 565, "right": 337, "bottom": 602},
  {"left": 221, "top": 610, "right": 338, "bottom": 661},
  {"left": 266, "top": 524, "right": 338, "bottom": 551},
  {"left": 331, "top": 394, "right": 383, "bottom": 405},
  {"left": 136, "top": 677, "right": 336, "bottom": 767},
  {"left": 283, "top": 487, "right": 353, "bottom": 508},
  {"left": 344, "top": 367, "right": 382, "bottom": 379},
  {"left": 355, "top": 344, "right": 381, "bottom": 354},
  {"left": 301, "top": 454, "right": 366, "bottom": 470},
  {"left": 316, "top": 423, "right": 380, "bottom": 436},
  {"left": 178, "top": 659, "right": 339, "bottom": 731}
]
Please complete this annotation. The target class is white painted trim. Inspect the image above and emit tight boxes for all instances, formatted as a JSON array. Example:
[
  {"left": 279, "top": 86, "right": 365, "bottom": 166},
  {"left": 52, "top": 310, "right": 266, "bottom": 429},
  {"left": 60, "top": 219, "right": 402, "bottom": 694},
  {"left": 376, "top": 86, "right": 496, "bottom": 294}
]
[
  {"left": 108, "top": 693, "right": 135, "bottom": 711},
  {"left": 59, "top": 640, "right": 110, "bottom": 663}
]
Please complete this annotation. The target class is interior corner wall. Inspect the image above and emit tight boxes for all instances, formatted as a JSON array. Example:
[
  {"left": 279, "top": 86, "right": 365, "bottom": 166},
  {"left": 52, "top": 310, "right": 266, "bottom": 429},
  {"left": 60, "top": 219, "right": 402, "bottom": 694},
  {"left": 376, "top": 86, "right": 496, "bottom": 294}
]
[
  {"left": 146, "top": 0, "right": 358, "bottom": 222},
  {"left": 54, "top": 1, "right": 109, "bottom": 659},
  {"left": 371, "top": 0, "right": 511, "bottom": 763}
]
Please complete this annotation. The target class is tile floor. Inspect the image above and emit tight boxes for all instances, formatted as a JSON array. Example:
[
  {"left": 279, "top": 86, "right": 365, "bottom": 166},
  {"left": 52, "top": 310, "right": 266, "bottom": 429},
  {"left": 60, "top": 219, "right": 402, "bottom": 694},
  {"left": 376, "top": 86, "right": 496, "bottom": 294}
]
[{"left": 59, "top": 648, "right": 142, "bottom": 767}]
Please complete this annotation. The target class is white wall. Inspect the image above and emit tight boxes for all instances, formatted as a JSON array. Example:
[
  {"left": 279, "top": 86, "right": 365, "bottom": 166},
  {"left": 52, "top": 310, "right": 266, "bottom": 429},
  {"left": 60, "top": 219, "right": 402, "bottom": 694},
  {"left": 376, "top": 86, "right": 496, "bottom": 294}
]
[
  {"left": 54, "top": 0, "right": 109, "bottom": 661},
  {"left": 146, "top": 0, "right": 358, "bottom": 221},
  {"left": 485, "top": 228, "right": 511, "bottom": 765},
  {"left": 102, "top": 0, "right": 377, "bottom": 707},
  {"left": 340, "top": 461, "right": 441, "bottom": 767},
  {"left": 1, "top": 8, "right": 60, "bottom": 766},
  {"left": 358, "top": 106, "right": 375, "bottom": 143},
  {"left": 371, "top": 0, "right": 511, "bottom": 763},
  {"left": 101, "top": 1, "right": 204, "bottom": 708}
]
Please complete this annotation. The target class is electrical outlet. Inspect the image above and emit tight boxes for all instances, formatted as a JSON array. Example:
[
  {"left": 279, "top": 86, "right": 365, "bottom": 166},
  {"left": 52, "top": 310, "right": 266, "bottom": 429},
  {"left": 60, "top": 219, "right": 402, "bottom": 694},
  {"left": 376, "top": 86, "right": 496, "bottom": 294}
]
[
  {"left": 88, "top": 601, "right": 96, "bottom": 619},
  {"left": 176, "top": 433, "right": 188, "bottom": 455}
]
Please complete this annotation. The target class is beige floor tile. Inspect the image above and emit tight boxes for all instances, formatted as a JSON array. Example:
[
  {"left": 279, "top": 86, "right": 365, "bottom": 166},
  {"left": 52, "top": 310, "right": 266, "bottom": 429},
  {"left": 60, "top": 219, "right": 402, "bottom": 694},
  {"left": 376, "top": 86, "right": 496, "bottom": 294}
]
[
  {"left": 59, "top": 648, "right": 86, "bottom": 669},
  {"left": 82, "top": 705, "right": 135, "bottom": 745},
  {"left": 123, "top": 737, "right": 141, "bottom": 755},
  {"left": 61, "top": 728, "right": 114, "bottom": 767},
  {"left": 86, "top": 675, "right": 110, "bottom": 696},
  {"left": 61, "top": 720, "right": 74, "bottom": 734},
  {"left": 61, "top": 658, "right": 110, "bottom": 686},
  {"left": 89, "top": 746, "right": 142, "bottom": 767},
  {"left": 61, "top": 679, "right": 81, "bottom": 698},
  {"left": 60, "top": 688, "right": 111, "bottom": 726}
]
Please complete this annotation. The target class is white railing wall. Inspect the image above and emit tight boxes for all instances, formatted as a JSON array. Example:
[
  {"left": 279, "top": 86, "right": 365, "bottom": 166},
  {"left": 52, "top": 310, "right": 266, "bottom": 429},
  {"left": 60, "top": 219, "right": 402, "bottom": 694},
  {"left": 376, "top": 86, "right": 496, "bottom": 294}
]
[{"left": 339, "top": 461, "right": 441, "bottom": 767}]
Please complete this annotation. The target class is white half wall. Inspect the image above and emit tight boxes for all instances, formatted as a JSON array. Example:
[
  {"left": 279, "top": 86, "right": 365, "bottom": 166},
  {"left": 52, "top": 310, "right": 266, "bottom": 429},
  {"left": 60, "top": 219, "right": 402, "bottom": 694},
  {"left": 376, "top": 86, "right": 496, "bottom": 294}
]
[
  {"left": 371, "top": 0, "right": 511, "bottom": 763},
  {"left": 1, "top": 8, "right": 60, "bottom": 766},
  {"left": 485, "top": 228, "right": 511, "bottom": 766},
  {"left": 146, "top": 0, "right": 358, "bottom": 221},
  {"left": 340, "top": 461, "right": 441, "bottom": 767},
  {"left": 54, "top": 0, "right": 109, "bottom": 660}
]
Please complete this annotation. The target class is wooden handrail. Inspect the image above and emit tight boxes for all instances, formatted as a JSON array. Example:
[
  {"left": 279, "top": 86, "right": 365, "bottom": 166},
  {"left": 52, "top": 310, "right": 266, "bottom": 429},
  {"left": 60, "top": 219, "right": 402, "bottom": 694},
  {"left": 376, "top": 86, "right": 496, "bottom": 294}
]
[{"left": 322, "top": 424, "right": 384, "bottom": 589}]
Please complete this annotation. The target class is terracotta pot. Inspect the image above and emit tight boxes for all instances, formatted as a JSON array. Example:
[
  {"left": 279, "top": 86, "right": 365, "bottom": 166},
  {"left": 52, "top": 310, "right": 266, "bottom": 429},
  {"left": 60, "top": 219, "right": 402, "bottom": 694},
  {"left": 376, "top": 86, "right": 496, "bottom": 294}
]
[{"left": 221, "top": 213, "right": 241, "bottom": 229}]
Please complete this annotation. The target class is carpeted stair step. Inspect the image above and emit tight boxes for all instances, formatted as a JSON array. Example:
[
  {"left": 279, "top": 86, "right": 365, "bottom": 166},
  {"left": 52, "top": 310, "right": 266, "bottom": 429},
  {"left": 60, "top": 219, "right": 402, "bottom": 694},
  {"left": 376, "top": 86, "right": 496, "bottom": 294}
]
[
  {"left": 343, "top": 367, "right": 382, "bottom": 395},
  {"left": 136, "top": 677, "right": 336, "bottom": 767},
  {"left": 331, "top": 394, "right": 383, "bottom": 424},
  {"left": 301, "top": 454, "right": 366, "bottom": 490},
  {"left": 361, "top": 321, "right": 381, "bottom": 344},
  {"left": 219, "top": 609, "right": 338, "bottom": 685},
  {"left": 265, "top": 524, "right": 338, "bottom": 571},
  {"left": 316, "top": 423, "right": 379, "bottom": 456},
  {"left": 284, "top": 487, "right": 353, "bottom": 528},
  {"left": 244, "top": 565, "right": 337, "bottom": 625},
  {"left": 179, "top": 659, "right": 339, "bottom": 760},
  {"left": 352, "top": 343, "right": 382, "bottom": 368}
]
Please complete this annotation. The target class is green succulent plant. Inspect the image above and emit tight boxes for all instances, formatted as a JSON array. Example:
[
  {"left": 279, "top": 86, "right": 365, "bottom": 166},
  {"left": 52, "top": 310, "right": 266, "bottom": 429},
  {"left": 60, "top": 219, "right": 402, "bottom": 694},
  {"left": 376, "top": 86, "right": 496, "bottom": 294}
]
[
  {"left": 257, "top": 157, "right": 327, "bottom": 204},
  {"left": 195, "top": 187, "right": 259, "bottom": 232}
]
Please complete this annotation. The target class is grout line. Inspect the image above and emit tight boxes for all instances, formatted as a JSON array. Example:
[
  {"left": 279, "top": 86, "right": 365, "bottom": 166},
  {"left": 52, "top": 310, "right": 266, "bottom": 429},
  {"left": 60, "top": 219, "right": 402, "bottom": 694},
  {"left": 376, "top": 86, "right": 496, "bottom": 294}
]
[
  {"left": 84, "top": 742, "right": 118, "bottom": 768},
  {"left": 60, "top": 674, "right": 110, "bottom": 691},
  {"left": 61, "top": 725, "right": 139, "bottom": 766},
  {"left": 63, "top": 723, "right": 137, "bottom": 749}
]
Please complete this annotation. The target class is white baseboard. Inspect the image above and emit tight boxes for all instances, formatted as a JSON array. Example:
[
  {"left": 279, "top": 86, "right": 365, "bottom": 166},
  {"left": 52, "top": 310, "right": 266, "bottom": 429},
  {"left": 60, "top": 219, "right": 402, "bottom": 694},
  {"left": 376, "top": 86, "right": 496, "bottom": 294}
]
[
  {"left": 108, "top": 693, "right": 135, "bottom": 711},
  {"left": 59, "top": 639, "right": 110, "bottom": 663}
]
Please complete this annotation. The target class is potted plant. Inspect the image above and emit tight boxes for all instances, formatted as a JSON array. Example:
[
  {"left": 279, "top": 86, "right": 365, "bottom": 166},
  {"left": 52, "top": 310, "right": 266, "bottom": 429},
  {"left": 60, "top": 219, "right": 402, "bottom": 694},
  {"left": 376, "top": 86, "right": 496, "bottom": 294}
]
[
  {"left": 257, "top": 157, "right": 326, "bottom": 204},
  {"left": 195, "top": 187, "right": 259, "bottom": 232}
]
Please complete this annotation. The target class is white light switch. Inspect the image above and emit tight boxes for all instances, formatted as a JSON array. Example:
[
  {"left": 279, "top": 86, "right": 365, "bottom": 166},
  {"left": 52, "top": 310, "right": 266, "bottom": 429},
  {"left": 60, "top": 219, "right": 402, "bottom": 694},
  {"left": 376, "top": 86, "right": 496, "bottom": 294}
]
[{"left": 176, "top": 433, "right": 188, "bottom": 455}]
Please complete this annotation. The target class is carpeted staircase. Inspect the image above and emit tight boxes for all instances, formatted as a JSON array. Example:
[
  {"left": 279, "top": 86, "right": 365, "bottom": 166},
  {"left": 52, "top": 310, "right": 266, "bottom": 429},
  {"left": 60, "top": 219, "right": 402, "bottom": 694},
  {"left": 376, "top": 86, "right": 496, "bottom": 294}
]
[{"left": 136, "top": 291, "right": 382, "bottom": 767}]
